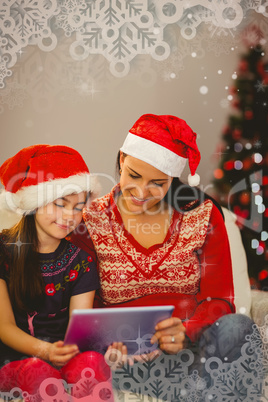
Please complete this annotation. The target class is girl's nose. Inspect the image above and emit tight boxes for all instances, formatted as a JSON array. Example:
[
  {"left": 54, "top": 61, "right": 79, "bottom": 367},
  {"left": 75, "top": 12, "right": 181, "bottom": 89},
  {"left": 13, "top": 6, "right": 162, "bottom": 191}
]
[{"left": 62, "top": 208, "right": 75, "bottom": 221}]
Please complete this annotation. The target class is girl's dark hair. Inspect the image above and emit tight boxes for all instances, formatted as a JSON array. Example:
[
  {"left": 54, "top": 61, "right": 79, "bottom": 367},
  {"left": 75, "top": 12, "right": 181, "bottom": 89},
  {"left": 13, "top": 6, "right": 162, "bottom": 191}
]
[
  {"left": 116, "top": 151, "right": 223, "bottom": 217},
  {"left": 1, "top": 215, "right": 44, "bottom": 311}
]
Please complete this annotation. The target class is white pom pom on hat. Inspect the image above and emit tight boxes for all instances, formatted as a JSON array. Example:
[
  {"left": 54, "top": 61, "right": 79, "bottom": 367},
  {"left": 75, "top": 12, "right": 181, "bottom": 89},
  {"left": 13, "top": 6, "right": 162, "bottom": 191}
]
[
  {"left": 188, "top": 173, "right": 200, "bottom": 187},
  {"left": 120, "top": 114, "right": 201, "bottom": 186}
]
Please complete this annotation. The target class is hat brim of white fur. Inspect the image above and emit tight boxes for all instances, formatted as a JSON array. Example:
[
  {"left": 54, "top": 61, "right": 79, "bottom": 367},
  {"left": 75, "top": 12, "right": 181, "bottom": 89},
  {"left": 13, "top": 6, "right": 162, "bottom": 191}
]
[{"left": 0, "top": 173, "right": 100, "bottom": 215}]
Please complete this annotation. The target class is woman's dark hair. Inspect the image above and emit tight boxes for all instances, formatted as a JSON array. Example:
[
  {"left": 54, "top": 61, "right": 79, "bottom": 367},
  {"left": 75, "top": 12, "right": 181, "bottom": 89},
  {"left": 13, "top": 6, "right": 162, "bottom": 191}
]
[
  {"left": 163, "top": 177, "right": 223, "bottom": 216},
  {"left": 0, "top": 215, "right": 44, "bottom": 311},
  {"left": 116, "top": 151, "right": 223, "bottom": 217}
]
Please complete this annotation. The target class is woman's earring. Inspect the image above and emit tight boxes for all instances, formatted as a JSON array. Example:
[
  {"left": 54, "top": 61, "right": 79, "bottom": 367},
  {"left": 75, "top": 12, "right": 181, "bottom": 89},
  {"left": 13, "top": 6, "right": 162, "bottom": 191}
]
[{"left": 119, "top": 168, "right": 122, "bottom": 175}]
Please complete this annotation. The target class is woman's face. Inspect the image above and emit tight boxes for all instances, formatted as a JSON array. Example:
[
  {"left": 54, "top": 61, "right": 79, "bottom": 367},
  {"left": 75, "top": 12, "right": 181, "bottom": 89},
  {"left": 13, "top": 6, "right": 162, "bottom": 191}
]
[{"left": 119, "top": 153, "right": 173, "bottom": 214}]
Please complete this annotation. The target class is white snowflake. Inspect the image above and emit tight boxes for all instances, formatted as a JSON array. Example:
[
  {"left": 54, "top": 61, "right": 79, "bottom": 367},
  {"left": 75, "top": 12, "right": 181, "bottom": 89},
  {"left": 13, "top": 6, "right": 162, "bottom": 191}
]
[
  {"left": 0, "top": 56, "right": 12, "bottom": 88},
  {"left": 255, "top": 80, "right": 267, "bottom": 92},
  {"left": 54, "top": 0, "right": 96, "bottom": 37},
  {"left": 254, "top": 140, "right": 263, "bottom": 149},
  {"left": 0, "top": 0, "right": 58, "bottom": 66}
]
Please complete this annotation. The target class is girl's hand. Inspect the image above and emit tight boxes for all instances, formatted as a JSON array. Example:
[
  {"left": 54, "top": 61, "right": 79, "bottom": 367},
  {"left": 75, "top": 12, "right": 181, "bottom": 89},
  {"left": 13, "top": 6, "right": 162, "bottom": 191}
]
[
  {"left": 48, "top": 340, "right": 79, "bottom": 367},
  {"left": 150, "top": 317, "right": 186, "bottom": 354},
  {"left": 104, "top": 342, "right": 133, "bottom": 370},
  {"left": 132, "top": 348, "right": 162, "bottom": 363},
  {"left": 104, "top": 343, "right": 162, "bottom": 369}
]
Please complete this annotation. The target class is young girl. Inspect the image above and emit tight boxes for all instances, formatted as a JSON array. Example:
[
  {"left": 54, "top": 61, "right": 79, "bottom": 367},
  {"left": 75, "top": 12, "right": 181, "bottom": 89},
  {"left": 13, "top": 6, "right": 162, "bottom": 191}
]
[{"left": 0, "top": 145, "right": 112, "bottom": 401}]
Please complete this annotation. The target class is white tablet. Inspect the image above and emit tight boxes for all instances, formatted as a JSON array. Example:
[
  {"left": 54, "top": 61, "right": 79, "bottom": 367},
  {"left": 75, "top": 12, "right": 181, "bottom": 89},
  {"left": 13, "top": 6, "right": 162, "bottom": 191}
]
[{"left": 64, "top": 305, "right": 174, "bottom": 355}]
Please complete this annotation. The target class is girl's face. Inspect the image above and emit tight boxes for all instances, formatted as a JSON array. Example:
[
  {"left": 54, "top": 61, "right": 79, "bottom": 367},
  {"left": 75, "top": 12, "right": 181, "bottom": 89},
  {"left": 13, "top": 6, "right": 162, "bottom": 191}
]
[
  {"left": 35, "top": 192, "right": 87, "bottom": 249},
  {"left": 119, "top": 153, "right": 173, "bottom": 214}
]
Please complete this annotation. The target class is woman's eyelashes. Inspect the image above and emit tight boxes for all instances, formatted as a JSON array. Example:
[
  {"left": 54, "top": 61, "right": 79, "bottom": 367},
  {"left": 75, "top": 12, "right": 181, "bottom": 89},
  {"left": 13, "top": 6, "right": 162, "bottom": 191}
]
[
  {"left": 129, "top": 173, "right": 140, "bottom": 180},
  {"left": 153, "top": 182, "right": 164, "bottom": 188},
  {"left": 128, "top": 174, "right": 164, "bottom": 188}
]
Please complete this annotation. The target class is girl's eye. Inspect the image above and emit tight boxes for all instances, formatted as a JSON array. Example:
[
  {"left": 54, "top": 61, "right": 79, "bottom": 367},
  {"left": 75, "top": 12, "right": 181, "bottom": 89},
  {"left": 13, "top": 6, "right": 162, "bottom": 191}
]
[
  {"left": 153, "top": 182, "right": 164, "bottom": 187},
  {"left": 74, "top": 207, "right": 83, "bottom": 212},
  {"left": 54, "top": 202, "right": 64, "bottom": 208}
]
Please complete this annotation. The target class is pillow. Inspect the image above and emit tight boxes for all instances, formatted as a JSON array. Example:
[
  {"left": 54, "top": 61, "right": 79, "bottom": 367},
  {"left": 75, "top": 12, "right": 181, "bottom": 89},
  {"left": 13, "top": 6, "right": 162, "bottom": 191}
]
[{"left": 222, "top": 207, "right": 252, "bottom": 317}]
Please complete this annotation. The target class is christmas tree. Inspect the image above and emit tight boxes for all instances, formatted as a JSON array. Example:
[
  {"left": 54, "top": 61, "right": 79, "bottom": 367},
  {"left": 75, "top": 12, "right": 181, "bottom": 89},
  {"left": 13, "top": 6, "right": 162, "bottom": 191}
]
[{"left": 211, "top": 27, "right": 268, "bottom": 290}]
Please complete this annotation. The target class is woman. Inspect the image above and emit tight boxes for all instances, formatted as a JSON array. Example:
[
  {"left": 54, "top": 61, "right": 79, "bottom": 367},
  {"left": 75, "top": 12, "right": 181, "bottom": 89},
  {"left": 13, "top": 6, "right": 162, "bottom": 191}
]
[{"left": 71, "top": 114, "right": 256, "bottom": 389}]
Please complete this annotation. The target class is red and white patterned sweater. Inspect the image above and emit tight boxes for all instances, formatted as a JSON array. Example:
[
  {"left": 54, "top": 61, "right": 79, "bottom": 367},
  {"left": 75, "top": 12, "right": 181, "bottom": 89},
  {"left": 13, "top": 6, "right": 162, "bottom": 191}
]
[{"left": 72, "top": 184, "right": 235, "bottom": 342}]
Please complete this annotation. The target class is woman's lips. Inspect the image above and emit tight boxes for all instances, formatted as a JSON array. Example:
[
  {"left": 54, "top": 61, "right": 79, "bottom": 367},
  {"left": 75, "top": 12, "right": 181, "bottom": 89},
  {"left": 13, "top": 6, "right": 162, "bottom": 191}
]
[{"left": 130, "top": 193, "right": 150, "bottom": 206}]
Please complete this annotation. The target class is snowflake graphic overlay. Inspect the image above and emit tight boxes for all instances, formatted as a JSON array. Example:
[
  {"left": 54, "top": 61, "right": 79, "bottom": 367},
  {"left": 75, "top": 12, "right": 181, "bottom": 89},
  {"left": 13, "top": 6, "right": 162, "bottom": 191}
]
[
  {"left": 0, "top": 0, "right": 58, "bottom": 87},
  {"left": 0, "top": 0, "right": 265, "bottom": 88},
  {"left": 0, "top": 0, "right": 267, "bottom": 112},
  {"left": 0, "top": 317, "right": 267, "bottom": 400}
]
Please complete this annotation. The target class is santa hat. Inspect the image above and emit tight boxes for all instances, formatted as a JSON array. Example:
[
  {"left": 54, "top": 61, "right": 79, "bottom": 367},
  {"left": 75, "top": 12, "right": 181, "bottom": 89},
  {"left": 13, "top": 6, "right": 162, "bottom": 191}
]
[
  {"left": 0, "top": 144, "right": 97, "bottom": 217},
  {"left": 120, "top": 114, "right": 201, "bottom": 186}
]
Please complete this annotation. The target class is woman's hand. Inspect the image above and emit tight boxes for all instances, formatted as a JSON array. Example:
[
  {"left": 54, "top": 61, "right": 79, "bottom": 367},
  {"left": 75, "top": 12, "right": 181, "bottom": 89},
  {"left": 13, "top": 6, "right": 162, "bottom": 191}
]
[
  {"left": 150, "top": 317, "right": 186, "bottom": 354},
  {"left": 47, "top": 340, "right": 79, "bottom": 367}
]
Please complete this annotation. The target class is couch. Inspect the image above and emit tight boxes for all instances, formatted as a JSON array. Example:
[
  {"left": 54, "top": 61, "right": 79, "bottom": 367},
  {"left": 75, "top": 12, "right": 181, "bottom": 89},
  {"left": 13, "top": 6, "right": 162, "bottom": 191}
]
[{"left": 222, "top": 207, "right": 268, "bottom": 330}]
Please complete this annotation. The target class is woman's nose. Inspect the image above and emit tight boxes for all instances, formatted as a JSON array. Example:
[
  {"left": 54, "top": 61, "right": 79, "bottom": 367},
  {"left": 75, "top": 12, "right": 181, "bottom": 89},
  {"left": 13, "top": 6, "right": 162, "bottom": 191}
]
[{"left": 136, "top": 182, "right": 150, "bottom": 198}]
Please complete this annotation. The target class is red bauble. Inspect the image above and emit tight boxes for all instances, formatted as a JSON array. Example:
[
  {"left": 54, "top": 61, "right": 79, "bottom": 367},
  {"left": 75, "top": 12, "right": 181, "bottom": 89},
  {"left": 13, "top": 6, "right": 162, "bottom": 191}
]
[
  {"left": 245, "top": 110, "right": 253, "bottom": 120},
  {"left": 263, "top": 176, "right": 268, "bottom": 186},
  {"left": 214, "top": 168, "right": 224, "bottom": 179},
  {"left": 258, "top": 270, "right": 268, "bottom": 281},
  {"left": 243, "top": 157, "right": 253, "bottom": 170},
  {"left": 224, "top": 160, "right": 235, "bottom": 170},
  {"left": 239, "top": 192, "right": 251, "bottom": 205},
  {"left": 233, "top": 206, "right": 249, "bottom": 219},
  {"left": 239, "top": 59, "right": 248, "bottom": 72},
  {"left": 249, "top": 277, "right": 260, "bottom": 290},
  {"left": 232, "top": 100, "right": 240, "bottom": 109},
  {"left": 257, "top": 60, "right": 268, "bottom": 84},
  {"left": 233, "top": 129, "right": 242, "bottom": 139}
]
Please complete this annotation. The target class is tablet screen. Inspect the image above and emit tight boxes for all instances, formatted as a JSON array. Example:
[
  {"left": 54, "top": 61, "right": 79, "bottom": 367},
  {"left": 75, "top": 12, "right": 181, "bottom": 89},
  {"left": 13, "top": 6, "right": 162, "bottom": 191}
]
[{"left": 64, "top": 305, "right": 174, "bottom": 355}]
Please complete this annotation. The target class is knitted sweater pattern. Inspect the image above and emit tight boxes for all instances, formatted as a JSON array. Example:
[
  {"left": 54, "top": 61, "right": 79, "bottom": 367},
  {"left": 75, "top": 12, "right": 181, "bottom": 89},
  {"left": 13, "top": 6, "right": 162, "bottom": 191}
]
[{"left": 83, "top": 186, "right": 212, "bottom": 306}]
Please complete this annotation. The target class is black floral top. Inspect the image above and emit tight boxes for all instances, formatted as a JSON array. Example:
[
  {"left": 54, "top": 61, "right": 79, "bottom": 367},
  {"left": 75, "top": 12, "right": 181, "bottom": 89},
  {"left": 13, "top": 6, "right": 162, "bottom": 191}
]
[{"left": 0, "top": 238, "right": 99, "bottom": 366}]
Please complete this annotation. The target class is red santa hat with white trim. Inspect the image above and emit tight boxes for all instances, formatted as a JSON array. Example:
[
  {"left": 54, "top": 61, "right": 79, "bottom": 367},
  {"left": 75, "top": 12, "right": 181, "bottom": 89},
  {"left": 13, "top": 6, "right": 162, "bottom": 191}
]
[
  {"left": 0, "top": 144, "right": 97, "bottom": 218},
  {"left": 120, "top": 114, "right": 201, "bottom": 186}
]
